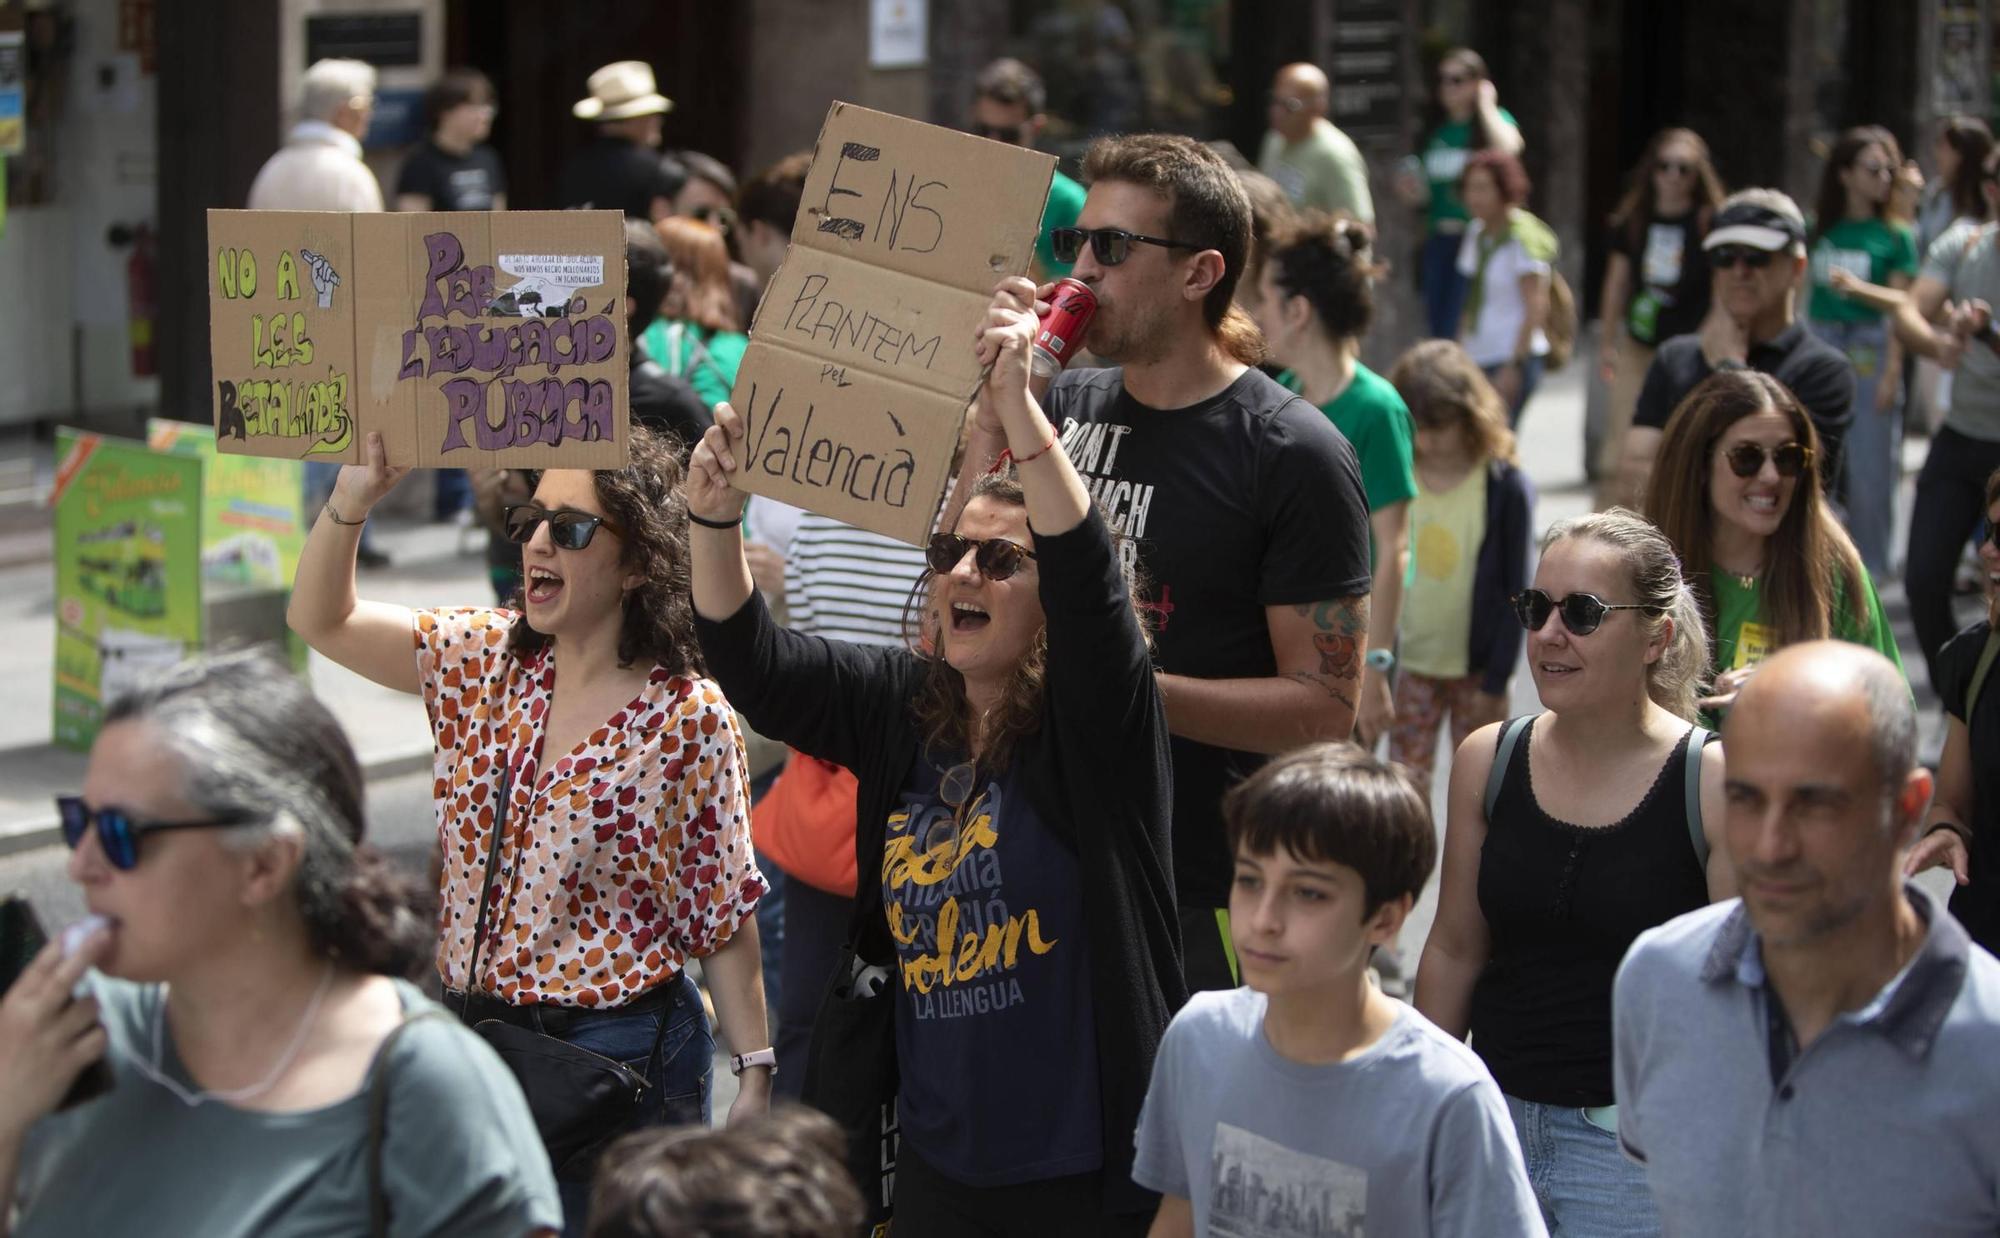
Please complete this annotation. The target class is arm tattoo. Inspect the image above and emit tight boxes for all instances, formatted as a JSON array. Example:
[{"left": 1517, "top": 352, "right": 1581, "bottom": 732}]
[
  {"left": 1286, "top": 670, "right": 1357, "bottom": 711},
  {"left": 1293, "top": 597, "right": 1368, "bottom": 681}
]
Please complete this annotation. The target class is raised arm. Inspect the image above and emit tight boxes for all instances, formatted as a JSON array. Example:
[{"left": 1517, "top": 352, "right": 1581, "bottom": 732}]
[
  {"left": 1413, "top": 722, "right": 1499, "bottom": 1039},
  {"left": 285, "top": 431, "right": 422, "bottom": 693},
  {"left": 975, "top": 277, "right": 1090, "bottom": 536}
]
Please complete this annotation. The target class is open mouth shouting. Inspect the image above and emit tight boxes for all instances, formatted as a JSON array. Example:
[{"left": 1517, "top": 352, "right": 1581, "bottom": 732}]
[
  {"left": 526, "top": 564, "right": 565, "bottom": 605},
  {"left": 949, "top": 600, "right": 991, "bottom": 634}
]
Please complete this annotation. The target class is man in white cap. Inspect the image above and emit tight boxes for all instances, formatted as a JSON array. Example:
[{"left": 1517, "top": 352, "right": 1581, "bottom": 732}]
[{"left": 557, "top": 60, "right": 679, "bottom": 223}]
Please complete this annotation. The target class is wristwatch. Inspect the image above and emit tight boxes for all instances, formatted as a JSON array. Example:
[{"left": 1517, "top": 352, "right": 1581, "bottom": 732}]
[
  {"left": 1364, "top": 648, "right": 1396, "bottom": 672},
  {"left": 729, "top": 1048, "right": 778, "bottom": 1076}
]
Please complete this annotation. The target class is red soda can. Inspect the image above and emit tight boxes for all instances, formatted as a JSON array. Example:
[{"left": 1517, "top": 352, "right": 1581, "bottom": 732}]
[{"left": 1031, "top": 278, "right": 1097, "bottom": 378}]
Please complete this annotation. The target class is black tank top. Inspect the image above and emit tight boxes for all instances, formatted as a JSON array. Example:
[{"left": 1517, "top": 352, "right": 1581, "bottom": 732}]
[{"left": 1467, "top": 718, "right": 1709, "bottom": 1105}]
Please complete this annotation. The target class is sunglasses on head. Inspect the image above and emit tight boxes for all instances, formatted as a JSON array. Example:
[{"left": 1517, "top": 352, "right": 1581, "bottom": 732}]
[
  {"left": 926, "top": 532, "right": 1037, "bottom": 581},
  {"left": 1709, "top": 246, "right": 1776, "bottom": 271},
  {"left": 1048, "top": 226, "right": 1202, "bottom": 267},
  {"left": 1723, "top": 440, "right": 1812, "bottom": 479},
  {"left": 1512, "top": 589, "right": 1658, "bottom": 636},
  {"left": 503, "top": 503, "right": 622, "bottom": 551},
  {"left": 57, "top": 796, "right": 260, "bottom": 872}
]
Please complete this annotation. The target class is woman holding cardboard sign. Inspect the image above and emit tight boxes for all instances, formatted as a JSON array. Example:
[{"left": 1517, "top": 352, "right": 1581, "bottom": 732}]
[
  {"left": 286, "top": 425, "right": 773, "bottom": 1236},
  {"left": 686, "top": 276, "right": 1183, "bottom": 1232}
]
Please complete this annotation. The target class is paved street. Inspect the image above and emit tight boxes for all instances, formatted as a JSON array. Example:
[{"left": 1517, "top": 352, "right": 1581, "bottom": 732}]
[{"left": 0, "top": 338, "right": 1974, "bottom": 1107}]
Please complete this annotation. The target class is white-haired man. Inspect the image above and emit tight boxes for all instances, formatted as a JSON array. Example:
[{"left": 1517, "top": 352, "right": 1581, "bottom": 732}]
[{"left": 248, "top": 59, "right": 383, "bottom": 213}]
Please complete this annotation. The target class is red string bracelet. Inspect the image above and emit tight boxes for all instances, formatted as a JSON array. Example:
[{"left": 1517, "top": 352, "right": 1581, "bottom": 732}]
[{"left": 989, "top": 427, "right": 1060, "bottom": 473}]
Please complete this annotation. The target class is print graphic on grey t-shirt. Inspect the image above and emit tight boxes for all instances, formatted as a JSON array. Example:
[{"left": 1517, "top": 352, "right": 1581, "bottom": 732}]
[{"left": 1209, "top": 1123, "right": 1368, "bottom": 1237}]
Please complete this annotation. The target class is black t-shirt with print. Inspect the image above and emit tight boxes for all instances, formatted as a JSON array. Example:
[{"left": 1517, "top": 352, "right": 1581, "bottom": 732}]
[
  {"left": 885, "top": 756, "right": 1102, "bottom": 1186},
  {"left": 1611, "top": 209, "right": 1711, "bottom": 345},
  {"left": 396, "top": 141, "right": 506, "bottom": 212},
  {"left": 1045, "top": 365, "right": 1373, "bottom": 908}
]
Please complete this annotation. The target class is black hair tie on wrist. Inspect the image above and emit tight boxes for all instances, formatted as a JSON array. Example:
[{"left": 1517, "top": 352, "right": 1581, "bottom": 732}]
[{"left": 688, "top": 511, "right": 743, "bottom": 531}]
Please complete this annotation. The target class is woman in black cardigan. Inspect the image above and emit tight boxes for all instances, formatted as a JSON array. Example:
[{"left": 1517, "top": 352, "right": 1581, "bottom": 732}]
[{"left": 687, "top": 277, "right": 1183, "bottom": 1234}]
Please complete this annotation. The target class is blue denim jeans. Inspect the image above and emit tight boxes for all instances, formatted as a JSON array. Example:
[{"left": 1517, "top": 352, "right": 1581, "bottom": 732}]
[
  {"left": 1505, "top": 1095, "right": 1662, "bottom": 1237},
  {"left": 1810, "top": 317, "right": 1900, "bottom": 573},
  {"left": 546, "top": 971, "right": 712, "bottom": 1235},
  {"left": 1482, "top": 356, "right": 1546, "bottom": 428},
  {"left": 1422, "top": 228, "right": 1469, "bottom": 340}
]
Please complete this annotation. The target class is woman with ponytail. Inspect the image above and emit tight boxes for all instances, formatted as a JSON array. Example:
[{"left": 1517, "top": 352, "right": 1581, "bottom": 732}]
[
  {"left": 1, "top": 650, "right": 561, "bottom": 1236},
  {"left": 1415, "top": 509, "right": 1730, "bottom": 1238}
]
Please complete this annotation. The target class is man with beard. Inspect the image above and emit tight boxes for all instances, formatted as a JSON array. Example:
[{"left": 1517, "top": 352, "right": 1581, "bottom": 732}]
[
  {"left": 1613, "top": 641, "right": 2000, "bottom": 1235},
  {"left": 957, "top": 133, "right": 1373, "bottom": 991}
]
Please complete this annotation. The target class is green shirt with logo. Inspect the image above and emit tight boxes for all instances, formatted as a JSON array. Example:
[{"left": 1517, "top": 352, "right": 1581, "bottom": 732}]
[{"left": 1807, "top": 216, "right": 1918, "bottom": 325}]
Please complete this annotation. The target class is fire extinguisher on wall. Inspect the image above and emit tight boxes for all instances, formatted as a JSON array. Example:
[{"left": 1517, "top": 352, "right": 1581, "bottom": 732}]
[{"left": 107, "top": 221, "right": 158, "bottom": 378}]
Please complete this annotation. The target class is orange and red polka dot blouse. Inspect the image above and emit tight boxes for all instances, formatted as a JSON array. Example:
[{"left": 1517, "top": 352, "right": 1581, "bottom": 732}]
[{"left": 414, "top": 607, "right": 765, "bottom": 1008}]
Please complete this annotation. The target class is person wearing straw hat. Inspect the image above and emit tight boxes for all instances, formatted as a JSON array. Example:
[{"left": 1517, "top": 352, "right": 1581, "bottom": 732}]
[{"left": 557, "top": 61, "right": 679, "bottom": 223}]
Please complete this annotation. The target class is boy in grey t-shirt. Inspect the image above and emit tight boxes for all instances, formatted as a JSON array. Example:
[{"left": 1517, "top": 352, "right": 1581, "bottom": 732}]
[{"left": 1132, "top": 744, "right": 1544, "bottom": 1238}]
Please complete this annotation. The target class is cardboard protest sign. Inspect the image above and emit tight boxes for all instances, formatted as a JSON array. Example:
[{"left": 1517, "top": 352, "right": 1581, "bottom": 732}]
[
  {"left": 51, "top": 429, "right": 204, "bottom": 751},
  {"left": 206, "top": 209, "right": 628, "bottom": 469},
  {"left": 728, "top": 103, "right": 1056, "bottom": 544}
]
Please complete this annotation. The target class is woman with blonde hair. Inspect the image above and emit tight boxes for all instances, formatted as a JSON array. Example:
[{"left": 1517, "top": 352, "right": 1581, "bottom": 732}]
[
  {"left": 1416, "top": 508, "right": 1729, "bottom": 1238},
  {"left": 1385, "top": 340, "right": 1534, "bottom": 786},
  {"left": 645, "top": 217, "right": 749, "bottom": 411},
  {"left": 1643, "top": 367, "right": 1901, "bottom": 720}
]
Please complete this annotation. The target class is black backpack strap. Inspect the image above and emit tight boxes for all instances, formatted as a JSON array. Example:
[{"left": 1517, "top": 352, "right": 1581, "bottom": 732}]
[
  {"left": 367, "top": 1004, "right": 447, "bottom": 1238},
  {"left": 1684, "top": 728, "right": 1717, "bottom": 872},
  {"left": 1967, "top": 629, "right": 2000, "bottom": 726},
  {"left": 1483, "top": 715, "right": 1536, "bottom": 821}
]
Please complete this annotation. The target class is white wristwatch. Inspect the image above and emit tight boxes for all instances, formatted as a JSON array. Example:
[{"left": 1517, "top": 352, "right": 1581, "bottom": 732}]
[{"left": 730, "top": 1048, "right": 778, "bottom": 1076}]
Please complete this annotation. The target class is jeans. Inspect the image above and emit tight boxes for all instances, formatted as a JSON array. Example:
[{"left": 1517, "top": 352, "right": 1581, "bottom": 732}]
[
  {"left": 546, "top": 972, "right": 713, "bottom": 1236},
  {"left": 1483, "top": 356, "right": 1547, "bottom": 428},
  {"left": 1505, "top": 1096, "right": 1662, "bottom": 1237},
  {"left": 1422, "top": 228, "right": 1469, "bottom": 340},
  {"left": 1810, "top": 317, "right": 1901, "bottom": 573},
  {"left": 432, "top": 468, "right": 472, "bottom": 519},
  {"left": 1908, "top": 424, "right": 2000, "bottom": 686}
]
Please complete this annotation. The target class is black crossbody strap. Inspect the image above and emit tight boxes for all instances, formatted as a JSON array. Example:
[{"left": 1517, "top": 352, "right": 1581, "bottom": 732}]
[
  {"left": 367, "top": 1004, "right": 447, "bottom": 1237},
  {"left": 462, "top": 762, "right": 512, "bottom": 1014}
]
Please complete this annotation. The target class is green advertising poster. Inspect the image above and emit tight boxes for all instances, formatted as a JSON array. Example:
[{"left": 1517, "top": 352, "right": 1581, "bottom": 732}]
[
  {"left": 147, "top": 417, "right": 305, "bottom": 587},
  {"left": 52, "top": 430, "right": 204, "bottom": 751}
]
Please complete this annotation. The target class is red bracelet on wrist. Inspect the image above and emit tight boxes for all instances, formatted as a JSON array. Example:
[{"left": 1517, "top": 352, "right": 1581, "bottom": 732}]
[{"left": 990, "top": 427, "right": 1060, "bottom": 473}]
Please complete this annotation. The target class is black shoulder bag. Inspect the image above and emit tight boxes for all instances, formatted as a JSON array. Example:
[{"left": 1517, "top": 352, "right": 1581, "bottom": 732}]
[{"left": 460, "top": 763, "right": 668, "bottom": 1177}]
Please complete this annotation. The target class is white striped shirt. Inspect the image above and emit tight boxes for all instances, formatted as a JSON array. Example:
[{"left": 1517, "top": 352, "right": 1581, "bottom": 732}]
[{"left": 782, "top": 513, "right": 929, "bottom": 647}]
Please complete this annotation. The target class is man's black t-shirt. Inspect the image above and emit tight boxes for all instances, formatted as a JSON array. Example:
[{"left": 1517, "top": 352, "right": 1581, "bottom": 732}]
[
  {"left": 1611, "top": 210, "right": 1711, "bottom": 345},
  {"left": 1631, "top": 323, "right": 1856, "bottom": 483},
  {"left": 1938, "top": 619, "right": 2000, "bottom": 952},
  {"left": 395, "top": 141, "right": 506, "bottom": 211},
  {"left": 630, "top": 338, "right": 712, "bottom": 453},
  {"left": 556, "top": 137, "right": 676, "bottom": 220},
  {"left": 1046, "top": 366, "right": 1373, "bottom": 908}
]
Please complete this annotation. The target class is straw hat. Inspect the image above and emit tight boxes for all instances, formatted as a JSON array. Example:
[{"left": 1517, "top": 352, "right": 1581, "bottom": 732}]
[{"left": 572, "top": 62, "right": 672, "bottom": 121}]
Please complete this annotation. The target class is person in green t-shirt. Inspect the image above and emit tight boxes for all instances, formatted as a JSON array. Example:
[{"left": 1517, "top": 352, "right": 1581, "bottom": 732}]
[
  {"left": 1251, "top": 212, "right": 1418, "bottom": 749},
  {"left": 967, "top": 57, "right": 1086, "bottom": 279},
  {"left": 1393, "top": 48, "right": 1523, "bottom": 340},
  {"left": 643, "top": 216, "right": 750, "bottom": 410},
  {"left": 1806, "top": 125, "right": 1922, "bottom": 575},
  {"left": 1643, "top": 367, "right": 1905, "bottom": 726}
]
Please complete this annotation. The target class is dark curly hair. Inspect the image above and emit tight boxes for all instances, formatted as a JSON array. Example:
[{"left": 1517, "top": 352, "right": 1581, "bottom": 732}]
[
  {"left": 1267, "top": 210, "right": 1385, "bottom": 343},
  {"left": 506, "top": 425, "right": 705, "bottom": 677},
  {"left": 908, "top": 471, "right": 1152, "bottom": 772}
]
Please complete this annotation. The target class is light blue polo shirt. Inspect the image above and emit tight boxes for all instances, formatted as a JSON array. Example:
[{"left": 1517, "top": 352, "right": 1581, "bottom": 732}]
[{"left": 1613, "top": 886, "right": 2000, "bottom": 1237}]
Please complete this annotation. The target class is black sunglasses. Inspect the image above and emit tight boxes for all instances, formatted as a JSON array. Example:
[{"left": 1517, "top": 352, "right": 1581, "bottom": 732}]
[
  {"left": 1512, "top": 589, "right": 1659, "bottom": 637},
  {"left": 1709, "top": 246, "right": 1776, "bottom": 271},
  {"left": 1979, "top": 515, "right": 1998, "bottom": 549},
  {"left": 972, "top": 122, "right": 1028, "bottom": 143},
  {"left": 926, "top": 532, "right": 1038, "bottom": 581},
  {"left": 504, "top": 504, "right": 623, "bottom": 551},
  {"left": 1048, "top": 226, "right": 1202, "bottom": 267},
  {"left": 1440, "top": 72, "right": 1473, "bottom": 87},
  {"left": 57, "top": 796, "right": 260, "bottom": 872},
  {"left": 1723, "top": 440, "right": 1812, "bottom": 479}
]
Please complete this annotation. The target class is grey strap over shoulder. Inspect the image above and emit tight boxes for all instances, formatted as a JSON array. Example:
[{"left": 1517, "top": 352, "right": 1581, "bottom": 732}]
[
  {"left": 368, "top": 1006, "right": 448, "bottom": 1238},
  {"left": 1483, "top": 713, "right": 1715, "bottom": 870}
]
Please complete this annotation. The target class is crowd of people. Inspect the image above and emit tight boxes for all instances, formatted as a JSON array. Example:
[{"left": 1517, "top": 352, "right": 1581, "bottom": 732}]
[{"left": 3, "top": 42, "right": 2000, "bottom": 1238}]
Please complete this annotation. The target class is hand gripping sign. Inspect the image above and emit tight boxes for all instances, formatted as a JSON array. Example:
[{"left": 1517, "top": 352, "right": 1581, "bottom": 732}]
[
  {"left": 727, "top": 103, "right": 1056, "bottom": 545},
  {"left": 206, "top": 209, "right": 628, "bottom": 469}
]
